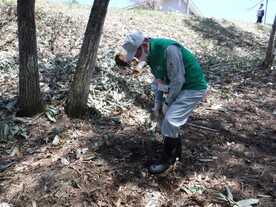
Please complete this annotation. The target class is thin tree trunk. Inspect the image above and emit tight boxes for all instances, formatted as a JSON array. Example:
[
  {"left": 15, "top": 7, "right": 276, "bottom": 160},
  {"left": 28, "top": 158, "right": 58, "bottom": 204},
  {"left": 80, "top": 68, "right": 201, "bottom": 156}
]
[
  {"left": 264, "top": 0, "right": 268, "bottom": 24},
  {"left": 65, "top": 0, "right": 110, "bottom": 118},
  {"left": 186, "top": 0, "right": 190, "bottom": 15},
  {"left": 261, "top": 15, "right": 276, "bottom": 69},
  {"left": 17, "top": 0, "right": 45, "bottom": 117}
]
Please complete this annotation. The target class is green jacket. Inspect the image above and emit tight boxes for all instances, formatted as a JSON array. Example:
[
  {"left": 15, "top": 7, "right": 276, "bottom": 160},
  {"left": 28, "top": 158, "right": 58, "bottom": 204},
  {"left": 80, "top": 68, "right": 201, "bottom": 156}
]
[{"left": 147, "top": 38, "right": 207, "bottom": 90}]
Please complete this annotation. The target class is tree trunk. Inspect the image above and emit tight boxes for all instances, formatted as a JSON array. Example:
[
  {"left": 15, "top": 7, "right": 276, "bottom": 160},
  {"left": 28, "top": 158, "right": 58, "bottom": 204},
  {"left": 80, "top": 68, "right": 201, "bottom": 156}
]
[
  {"left": 65, "top": 0, "right": 110, "bottom": 118},
  {"left": 261, "top": 15, "right": 276, "bottom": 69},
  {"left": 17, "top": 0, "right": 45, "bottom": 117}
]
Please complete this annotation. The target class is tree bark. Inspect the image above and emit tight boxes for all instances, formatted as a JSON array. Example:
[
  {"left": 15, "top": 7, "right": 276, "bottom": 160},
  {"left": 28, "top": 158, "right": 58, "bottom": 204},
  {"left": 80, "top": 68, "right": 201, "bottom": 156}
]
[
  {"left": 17, "top": 0, "right": 45, "bottom": 117},
  {"left": 261, "top": 15, "right": 276, "bottom": 69},
  {"left": 65, "top": 0, "right": 110, "bottom": 118}
]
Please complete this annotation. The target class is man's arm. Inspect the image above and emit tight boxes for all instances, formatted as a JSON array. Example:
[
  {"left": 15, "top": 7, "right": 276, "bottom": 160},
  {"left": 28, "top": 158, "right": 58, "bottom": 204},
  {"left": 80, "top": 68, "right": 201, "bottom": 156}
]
[
  {"left": 152, "top": 79, "right": 164, "bottom": 107},
  {"left": 164, "top": 44, "right": 185, "bottom": 105}
]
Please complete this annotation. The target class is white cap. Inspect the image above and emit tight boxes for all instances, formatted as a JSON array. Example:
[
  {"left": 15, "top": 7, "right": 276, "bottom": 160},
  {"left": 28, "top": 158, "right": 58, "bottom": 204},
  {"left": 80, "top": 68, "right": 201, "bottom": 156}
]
[{"left": 122, "top": 32, "right": 145, "bottom": 61}]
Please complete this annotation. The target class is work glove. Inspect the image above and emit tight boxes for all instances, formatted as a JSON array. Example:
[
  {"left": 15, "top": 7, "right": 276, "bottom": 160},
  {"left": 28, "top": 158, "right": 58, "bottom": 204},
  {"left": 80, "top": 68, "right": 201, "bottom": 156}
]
[
  {"left": 162, "top": 102, "right": 169, "bottom": 115},
  {"left": 152, "top": 103, "right": 161, "bottom": 119}
]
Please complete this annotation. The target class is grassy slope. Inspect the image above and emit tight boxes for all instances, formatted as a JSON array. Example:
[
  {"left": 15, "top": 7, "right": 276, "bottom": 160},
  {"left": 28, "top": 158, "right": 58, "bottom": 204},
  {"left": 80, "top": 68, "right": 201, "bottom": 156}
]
[
  {"left": 1, "top": 0, "right": 273, "bottom": 61},
  {"left": 0, "top": 0, "right": 273, "bottom": 85}
]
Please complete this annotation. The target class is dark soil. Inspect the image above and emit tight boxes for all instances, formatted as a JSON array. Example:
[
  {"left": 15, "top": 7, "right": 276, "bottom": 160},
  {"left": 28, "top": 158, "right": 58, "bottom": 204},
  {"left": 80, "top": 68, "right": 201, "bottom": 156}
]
[{"left": 1, "top": 66, "right": 275, "bottom": 207}]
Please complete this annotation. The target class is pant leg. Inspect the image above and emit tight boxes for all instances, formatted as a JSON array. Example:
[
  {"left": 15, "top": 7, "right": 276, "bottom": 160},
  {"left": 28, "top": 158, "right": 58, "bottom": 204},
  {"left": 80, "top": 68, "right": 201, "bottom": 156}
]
[{"left": 161, "top": 89, "right": 206, "bottom": 138}]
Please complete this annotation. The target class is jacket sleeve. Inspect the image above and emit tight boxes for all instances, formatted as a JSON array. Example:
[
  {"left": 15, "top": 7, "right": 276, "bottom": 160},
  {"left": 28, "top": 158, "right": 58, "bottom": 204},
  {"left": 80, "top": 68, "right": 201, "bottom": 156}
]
[
  {"left": 152, "top": 79, "right": 164, "bottom": 104},
  {"left": 164, "top": 44, "right": 185, "bottom": 105}
]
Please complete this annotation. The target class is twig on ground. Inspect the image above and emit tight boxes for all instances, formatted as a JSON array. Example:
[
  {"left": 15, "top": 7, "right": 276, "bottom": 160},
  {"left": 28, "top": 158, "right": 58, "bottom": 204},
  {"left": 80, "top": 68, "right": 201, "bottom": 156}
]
[
  {"left": 186, "top": 123, "right": 218, "bottom": 132},
  {"left": 25, "top": 111, "right": 45, "bottom": 126}
]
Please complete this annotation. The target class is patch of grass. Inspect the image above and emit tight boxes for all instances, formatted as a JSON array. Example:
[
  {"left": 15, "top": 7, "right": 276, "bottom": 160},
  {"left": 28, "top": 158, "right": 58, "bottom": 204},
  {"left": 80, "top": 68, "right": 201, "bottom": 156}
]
[
  {"left": 133, "top": 8, "right": 145, "bottom": 15},
  {"left": 36, "top": 25, "right": 43, "bottom": 32},
  {"left": 38, "top": 33, "right": 46, "bottom": 41},
  {"left": 255, "top": 23, "right": 268, "bottom": 31},
  {"left": 253, "top": 58, "right": 262, "bottom": 64},
  {"left": 221, "top": 91, "right": 231, "bottom": 99}
]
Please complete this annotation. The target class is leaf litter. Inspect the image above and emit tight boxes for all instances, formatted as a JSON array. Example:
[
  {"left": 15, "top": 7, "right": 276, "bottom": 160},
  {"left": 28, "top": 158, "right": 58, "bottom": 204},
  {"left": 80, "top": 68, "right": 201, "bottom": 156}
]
[{"left": 0, "top": 0, "right": 275, "bottom": 206}]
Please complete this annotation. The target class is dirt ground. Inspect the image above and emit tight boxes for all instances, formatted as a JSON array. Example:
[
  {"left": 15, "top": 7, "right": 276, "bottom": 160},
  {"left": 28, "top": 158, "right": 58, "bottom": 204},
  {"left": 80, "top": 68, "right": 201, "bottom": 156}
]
[
  {"left": 1, "top": 65, "right": 275, "bottom": 207},
  {"left": 0, "top": 1, "right": 276, "bottom": 207}
]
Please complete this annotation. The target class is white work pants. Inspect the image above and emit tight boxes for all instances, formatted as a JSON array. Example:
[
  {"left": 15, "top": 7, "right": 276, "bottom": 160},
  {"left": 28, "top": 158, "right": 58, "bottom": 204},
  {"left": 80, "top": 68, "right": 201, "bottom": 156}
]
[{"left": 160, "top": 89, "right": 207, "bottom": 138}]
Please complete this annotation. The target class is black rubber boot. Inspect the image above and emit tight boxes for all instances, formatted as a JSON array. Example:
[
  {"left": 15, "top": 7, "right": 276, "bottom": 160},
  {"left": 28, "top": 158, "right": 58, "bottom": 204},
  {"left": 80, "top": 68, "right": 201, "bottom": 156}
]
[{"left": 149, "top": 137, "right": 182, "bottom": 174}]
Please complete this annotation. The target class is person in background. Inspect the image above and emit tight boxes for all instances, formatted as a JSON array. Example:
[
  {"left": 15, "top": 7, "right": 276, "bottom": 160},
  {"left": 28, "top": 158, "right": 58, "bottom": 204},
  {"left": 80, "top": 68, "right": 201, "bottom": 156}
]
[
  {"left": 122, "top": 32, "right": 207, "bottom": 174},
  {"left": 256, "top": 3, "right": 265, "bottom": 23}
]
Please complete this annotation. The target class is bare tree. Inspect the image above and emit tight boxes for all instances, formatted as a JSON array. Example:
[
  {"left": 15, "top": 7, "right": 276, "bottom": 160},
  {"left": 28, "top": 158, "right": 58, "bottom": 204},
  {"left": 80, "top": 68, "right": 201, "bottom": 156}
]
[
  {"left": 17, "top": 0, "right": 45, "bottom": 117},
  {"left": 260, "top": 15, "right": 276, "bottom": 68},
  {"left": 132, "top": 0, "right": 163, "bottom": 10},
  {"left": 65, "top": 0, "right": 110, "bottom": 118}
]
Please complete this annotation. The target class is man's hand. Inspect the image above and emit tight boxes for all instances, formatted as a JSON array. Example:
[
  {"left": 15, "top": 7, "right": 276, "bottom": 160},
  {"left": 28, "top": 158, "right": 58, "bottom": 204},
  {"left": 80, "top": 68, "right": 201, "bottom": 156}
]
[
  {"left": 162, "top": 102, "right": 169, "bottom": 115},
  {"left": 152, "top": 103, "right": 161, "bottom": 119}
]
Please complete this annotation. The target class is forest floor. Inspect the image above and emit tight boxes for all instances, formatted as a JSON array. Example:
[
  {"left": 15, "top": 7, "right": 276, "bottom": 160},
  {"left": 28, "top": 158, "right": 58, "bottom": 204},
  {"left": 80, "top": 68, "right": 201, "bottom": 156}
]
[{"left": 0, "top": 1, "right": 275, "bottom": 207}]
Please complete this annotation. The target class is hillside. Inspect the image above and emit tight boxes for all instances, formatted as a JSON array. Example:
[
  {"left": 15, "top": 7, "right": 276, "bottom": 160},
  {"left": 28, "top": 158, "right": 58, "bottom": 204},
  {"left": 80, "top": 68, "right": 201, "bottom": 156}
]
[{"left": 0, "top": 1, "right": 275, "bottom": 207}]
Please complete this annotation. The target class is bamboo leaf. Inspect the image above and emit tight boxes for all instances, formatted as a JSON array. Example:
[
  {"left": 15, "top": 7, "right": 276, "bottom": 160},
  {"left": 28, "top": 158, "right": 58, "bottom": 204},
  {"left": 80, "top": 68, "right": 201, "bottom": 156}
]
[
  {"left": 236, "top": 199, "right": 259, "bottom": 207},
  {"left": 226, "top": 184, "right": 234, "bottom": 201},
  {"left": 45, "top": 105, "right": 58, "bottom": 122},
  {"left": 3, "top": 124, "right": 9, "bottom": 141}
]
